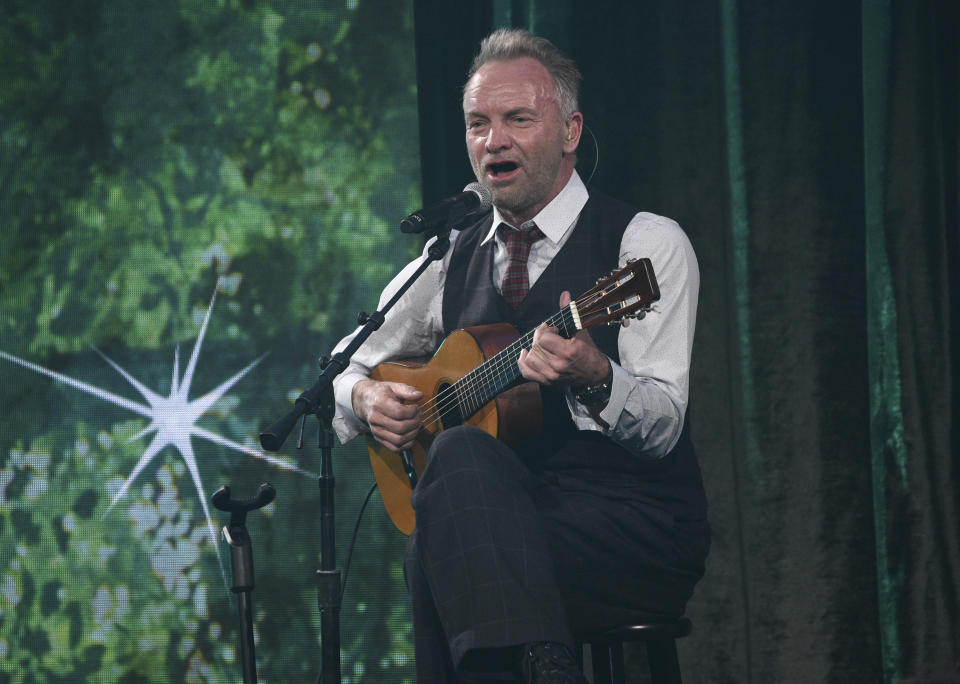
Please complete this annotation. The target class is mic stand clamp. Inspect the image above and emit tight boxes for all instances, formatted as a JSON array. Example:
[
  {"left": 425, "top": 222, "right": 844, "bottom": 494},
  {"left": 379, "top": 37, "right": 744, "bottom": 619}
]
[{"left": 259, "top": 215, "right": 463, "bottom": 684}]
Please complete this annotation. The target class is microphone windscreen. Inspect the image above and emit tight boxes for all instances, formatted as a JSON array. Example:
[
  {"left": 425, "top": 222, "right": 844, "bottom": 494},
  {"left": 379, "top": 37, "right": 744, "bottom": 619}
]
[{"left": 464, "top": 182, "right": 493, "bottom": 212}]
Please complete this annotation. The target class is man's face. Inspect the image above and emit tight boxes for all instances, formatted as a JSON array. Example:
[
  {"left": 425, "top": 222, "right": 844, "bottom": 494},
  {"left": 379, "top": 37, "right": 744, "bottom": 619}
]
[{"left": 463, "top": 57, "right": 581, "bottom": 226}]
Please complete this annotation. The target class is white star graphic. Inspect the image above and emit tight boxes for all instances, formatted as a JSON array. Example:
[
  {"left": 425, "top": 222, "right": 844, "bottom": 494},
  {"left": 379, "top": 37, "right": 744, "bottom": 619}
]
[{"left": 0, "top": 286, "right": 315, "bottom": 577}]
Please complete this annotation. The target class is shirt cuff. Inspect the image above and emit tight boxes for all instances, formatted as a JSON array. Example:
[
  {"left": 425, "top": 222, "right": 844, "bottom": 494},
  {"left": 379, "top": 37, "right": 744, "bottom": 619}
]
[
  {"left": 332, "top": 370, "right": 371, "bottom": 444},
  {"left": 566, "top": 359, "right": 629, "bottom": 431}
]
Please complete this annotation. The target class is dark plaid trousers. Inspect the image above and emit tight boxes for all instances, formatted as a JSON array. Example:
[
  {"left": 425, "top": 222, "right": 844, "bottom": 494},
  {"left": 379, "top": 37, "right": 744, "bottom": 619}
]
[{"left": 404, "top": 426, "right": 708, "bottom": 683}]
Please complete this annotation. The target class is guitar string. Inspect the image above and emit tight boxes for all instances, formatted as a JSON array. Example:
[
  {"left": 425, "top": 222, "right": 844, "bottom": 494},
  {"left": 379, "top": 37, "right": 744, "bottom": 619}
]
[
  {"left": 449, "top": 310, "right": 567, "bottom": 421},
  {"left": 455, "top": 303, "right": 580, "bottom": 419},
  {"left": 417, "top": 304, "right": 577, "bottom": 429},
  {"left": 417, "top": 287, "right": 612, "bottom": 429},
  {"left": 417, "top": 287, "right": 612, "bottom": 431},
  {"left": 466, "top": 307, "right": 574, "bottom": 411},
  {"left": 443, "top": 272, "right": 650, "bottom": 423},
  {"left": 420, "top": 292, "right": 584, "bottom": 425},
  {"left": 418, "top": 312, "right": 568, "bottom": 431},
  {"left": 416, "top": 265, "right": 649, "bottom": 430},
  {"left": 418, "top": 315, "right": 557, "bottom": 428}
]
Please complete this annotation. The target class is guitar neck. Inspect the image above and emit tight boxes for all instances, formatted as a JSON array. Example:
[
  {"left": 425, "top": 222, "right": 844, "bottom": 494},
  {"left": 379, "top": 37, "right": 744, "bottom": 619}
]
[{"left": 453, "top": 306, "right": 579, "bottom": 419}]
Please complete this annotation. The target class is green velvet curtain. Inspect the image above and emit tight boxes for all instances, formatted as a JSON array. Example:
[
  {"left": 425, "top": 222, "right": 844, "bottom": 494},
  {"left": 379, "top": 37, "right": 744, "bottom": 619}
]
[{"left": 413, "top": 1, "right": 959, "bottom": 681}]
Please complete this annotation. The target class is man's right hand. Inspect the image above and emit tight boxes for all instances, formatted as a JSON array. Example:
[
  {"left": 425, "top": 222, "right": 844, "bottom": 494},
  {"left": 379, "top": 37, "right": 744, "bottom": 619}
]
[{"left": 351, "top": 379, "right": 423, "bottom": 453}]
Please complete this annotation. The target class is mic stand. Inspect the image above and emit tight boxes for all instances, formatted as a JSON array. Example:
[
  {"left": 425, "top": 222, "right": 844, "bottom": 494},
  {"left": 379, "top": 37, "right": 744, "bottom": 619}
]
[
  {"left": 212, "top": 483, "right": 276, "bottom": 684},
  {"left": 259, "top": 220, "right": 458, "bottom": 684},
  {"left": 312, "top": 361, "right": 340, "bottom": 684}
]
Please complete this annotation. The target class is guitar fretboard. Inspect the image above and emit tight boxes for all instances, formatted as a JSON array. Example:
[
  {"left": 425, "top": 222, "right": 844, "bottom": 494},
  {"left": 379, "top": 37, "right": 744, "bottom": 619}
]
[{"left": 451, "top": 305, "right": 578, "bottom": 421}]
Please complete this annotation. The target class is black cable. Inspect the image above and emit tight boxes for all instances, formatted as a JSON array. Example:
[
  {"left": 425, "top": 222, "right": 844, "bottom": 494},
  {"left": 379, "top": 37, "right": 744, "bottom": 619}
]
[
  {"left": 340, "top": 481, "right": 379, "bottom": 603},
  {"left": 581, "top": 122, "right": 600, "bottom": 186}
]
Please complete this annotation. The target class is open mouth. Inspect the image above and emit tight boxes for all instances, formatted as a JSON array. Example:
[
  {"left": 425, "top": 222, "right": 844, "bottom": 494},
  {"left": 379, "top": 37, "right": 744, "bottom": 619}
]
[{"left": 487, "top": 161, "right": 519, "bottom": 178}]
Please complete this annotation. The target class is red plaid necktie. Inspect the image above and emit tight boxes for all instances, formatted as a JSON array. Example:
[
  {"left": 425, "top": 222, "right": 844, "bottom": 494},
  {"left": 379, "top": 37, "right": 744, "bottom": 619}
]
[{"left": 498, "top": 223, "right": 545, "bottom": 308}]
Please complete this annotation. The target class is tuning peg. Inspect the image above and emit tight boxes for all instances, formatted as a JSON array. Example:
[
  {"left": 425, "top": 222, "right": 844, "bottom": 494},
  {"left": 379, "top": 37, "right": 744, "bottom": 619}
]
[
  {"left": 617, "top": 311, "right": 647, "bottom": 326},
  {"left": 598, "top": 267, "right": 620, "bottom": 283}
]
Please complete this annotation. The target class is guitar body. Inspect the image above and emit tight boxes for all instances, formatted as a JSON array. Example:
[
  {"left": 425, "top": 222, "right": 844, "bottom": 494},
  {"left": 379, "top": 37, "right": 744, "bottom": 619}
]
[{"left": 368, "top": 322, "right": 542, "bottom": 535}]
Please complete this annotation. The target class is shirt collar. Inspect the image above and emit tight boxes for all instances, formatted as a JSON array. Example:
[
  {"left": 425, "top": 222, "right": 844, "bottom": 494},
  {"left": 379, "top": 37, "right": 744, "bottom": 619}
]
[{"left": 480, "top": 171, "right": 589, "bottom": 246}]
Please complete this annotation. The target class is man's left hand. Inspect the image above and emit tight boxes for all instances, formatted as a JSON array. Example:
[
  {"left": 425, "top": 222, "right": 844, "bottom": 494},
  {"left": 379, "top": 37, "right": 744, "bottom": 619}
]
[{"left": 518, "top": 291, "right": 611, "bottom": 388}]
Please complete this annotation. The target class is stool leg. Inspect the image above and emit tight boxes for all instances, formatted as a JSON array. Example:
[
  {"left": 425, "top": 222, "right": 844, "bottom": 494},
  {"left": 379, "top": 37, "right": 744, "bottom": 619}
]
[
  {"left": 590, "top": 643, "right": 612, "bottom": 684},
  {"left": 646, "top": 636, "right": 682, "bottom": 684},
  {"left": 590, "top": 642, "right": 626, "bottom": 684},
  {"left": 609, "top": 642, "right": 625, "bottom": 683}
]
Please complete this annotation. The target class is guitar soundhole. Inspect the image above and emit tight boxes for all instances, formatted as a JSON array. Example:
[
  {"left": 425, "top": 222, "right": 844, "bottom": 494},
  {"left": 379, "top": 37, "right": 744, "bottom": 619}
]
[{"left": 436, "top": 382, "right": 463, "bottom": 430}]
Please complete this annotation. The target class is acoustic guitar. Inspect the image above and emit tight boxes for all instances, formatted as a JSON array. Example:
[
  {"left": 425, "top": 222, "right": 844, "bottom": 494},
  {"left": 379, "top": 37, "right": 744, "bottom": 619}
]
[{"left": 368, "top": 258, "right": 661, "bottom": 534}]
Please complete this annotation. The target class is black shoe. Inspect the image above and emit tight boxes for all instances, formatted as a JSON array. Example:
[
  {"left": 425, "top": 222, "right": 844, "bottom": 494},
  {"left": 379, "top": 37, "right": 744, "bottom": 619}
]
[{"left": 519, "top": 642, "right": 588, "bottom": 684}]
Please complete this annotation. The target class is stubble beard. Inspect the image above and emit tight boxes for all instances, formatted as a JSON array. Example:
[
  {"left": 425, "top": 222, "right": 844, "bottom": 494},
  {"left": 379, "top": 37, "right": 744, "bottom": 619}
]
[{"left": 472, "top": 156, "right": 564, "bottom": 226}]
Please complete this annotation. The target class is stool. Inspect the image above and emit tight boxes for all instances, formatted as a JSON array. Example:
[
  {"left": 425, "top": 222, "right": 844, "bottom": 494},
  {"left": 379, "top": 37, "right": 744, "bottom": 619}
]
[{"left": 576, "top": 616, "right": 692, "bottom": 684}]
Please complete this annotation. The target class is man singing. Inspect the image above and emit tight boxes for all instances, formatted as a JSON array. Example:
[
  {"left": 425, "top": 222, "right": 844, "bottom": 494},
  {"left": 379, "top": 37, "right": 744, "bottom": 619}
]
[{"left": 333, "top": 28, "right": 709, "bottom": 683}]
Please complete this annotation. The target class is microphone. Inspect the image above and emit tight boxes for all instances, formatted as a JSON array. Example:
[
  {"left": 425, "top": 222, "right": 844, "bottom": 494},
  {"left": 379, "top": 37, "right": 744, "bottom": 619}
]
[{"left": 400, "top": 182, "right": 492, "bottom": 234}]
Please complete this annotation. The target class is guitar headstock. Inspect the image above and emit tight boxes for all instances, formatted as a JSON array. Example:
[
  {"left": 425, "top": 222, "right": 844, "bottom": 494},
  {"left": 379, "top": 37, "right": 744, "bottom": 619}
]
[{"left": 571, "top": 258, "right": 660, "bottom": 330}]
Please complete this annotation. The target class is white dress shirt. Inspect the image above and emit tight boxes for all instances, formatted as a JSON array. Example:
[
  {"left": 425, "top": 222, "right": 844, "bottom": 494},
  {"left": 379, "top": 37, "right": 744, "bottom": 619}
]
[{"left": 331, "top": 171, "right": 699, "bottom": 459}]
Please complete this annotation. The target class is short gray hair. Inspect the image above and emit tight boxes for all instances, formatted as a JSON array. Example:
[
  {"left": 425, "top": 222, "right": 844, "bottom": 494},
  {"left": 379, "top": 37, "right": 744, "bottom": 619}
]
[{"left": 466, "top": 28, "right": 581, "bottom": 121}]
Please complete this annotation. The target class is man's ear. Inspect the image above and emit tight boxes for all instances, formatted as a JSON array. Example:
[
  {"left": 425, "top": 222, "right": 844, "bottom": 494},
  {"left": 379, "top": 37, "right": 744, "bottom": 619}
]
[{"left": 563, "top": 112, "right": 583, "bottom": 153}]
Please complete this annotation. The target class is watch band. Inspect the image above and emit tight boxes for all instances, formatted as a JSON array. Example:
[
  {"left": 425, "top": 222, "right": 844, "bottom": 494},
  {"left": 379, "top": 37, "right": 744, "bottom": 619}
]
[{"left": 572, "top": 364, "right": 613, "bottom": 408}]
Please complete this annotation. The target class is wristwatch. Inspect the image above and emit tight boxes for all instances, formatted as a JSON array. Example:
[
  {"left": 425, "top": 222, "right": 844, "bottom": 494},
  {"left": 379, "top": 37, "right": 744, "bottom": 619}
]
[{"left": 572, "top": 365, "right": 613, "bottom": 408}]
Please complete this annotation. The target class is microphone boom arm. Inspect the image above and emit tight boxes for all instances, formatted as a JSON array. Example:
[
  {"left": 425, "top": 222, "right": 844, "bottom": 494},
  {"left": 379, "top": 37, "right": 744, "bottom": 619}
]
[{"left": 259, "top": 224, "right": 457, "bottom": 452}]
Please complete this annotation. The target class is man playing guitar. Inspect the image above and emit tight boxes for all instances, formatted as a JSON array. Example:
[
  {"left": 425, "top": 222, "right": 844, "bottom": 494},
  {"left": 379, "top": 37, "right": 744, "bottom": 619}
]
[{"left": 332, "top": 28, "right": 709, "bottom": 684}]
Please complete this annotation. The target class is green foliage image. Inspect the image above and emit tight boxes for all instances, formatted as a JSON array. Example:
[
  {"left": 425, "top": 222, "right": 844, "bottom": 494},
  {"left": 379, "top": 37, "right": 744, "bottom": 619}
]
[{"left": 1, "top": 1, "right": 420, "bottom": 681}]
